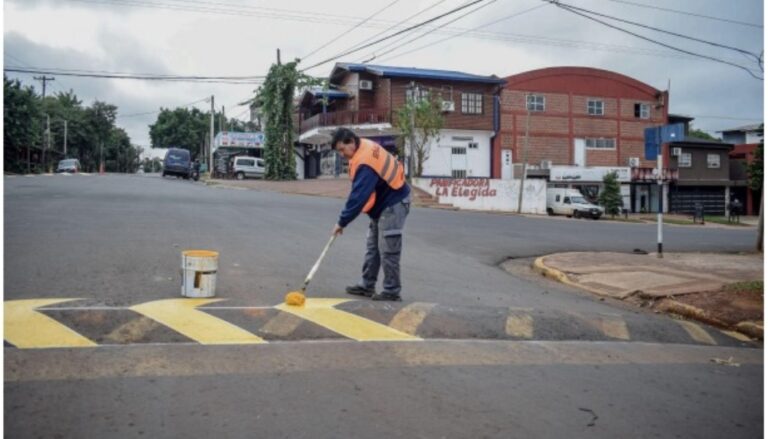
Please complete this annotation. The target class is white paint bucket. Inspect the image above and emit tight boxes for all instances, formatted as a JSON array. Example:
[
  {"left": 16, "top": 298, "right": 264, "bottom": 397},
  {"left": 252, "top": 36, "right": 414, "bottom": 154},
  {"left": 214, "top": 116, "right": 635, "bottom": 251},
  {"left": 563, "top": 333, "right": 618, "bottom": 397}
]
[{"left": 181, "top": 250, "right": 219, "bottom": 298}]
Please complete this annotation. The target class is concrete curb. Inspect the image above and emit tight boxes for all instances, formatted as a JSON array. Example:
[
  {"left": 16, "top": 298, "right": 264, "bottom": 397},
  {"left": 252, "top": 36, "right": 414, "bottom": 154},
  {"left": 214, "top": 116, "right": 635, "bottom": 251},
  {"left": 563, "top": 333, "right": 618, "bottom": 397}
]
[
  {"left": 532, "top": 255, "right": 763, "bottom": 340},
  {"left": 531, "top": 257, "right": 611, "bottom": 298}
]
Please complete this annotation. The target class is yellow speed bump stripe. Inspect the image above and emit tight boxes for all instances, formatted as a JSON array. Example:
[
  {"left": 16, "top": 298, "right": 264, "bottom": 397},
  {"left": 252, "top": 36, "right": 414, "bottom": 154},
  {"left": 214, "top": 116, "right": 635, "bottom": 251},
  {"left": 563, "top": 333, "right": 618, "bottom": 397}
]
[
  {"left": 5, "top": 299, "right": 97, "bottom": 348},
  {"left": 277, "top": 298, "right": 421, "bottom": 342},
  {"left": 677, "top": 320, "right": 717, "bottom": 345},
  {"left": 130, "top": 299, "right": 265, "bottom": 345},
  {"left": 389, "top": 302, "right": 435, "bottom": 335}
]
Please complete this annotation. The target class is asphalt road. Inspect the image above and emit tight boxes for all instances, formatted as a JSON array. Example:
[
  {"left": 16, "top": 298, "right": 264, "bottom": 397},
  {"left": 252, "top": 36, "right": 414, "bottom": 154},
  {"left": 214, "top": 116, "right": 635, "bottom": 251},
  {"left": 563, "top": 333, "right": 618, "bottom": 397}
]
[{"left": 4, "top": 173, "right": 762, "bottom": 438}]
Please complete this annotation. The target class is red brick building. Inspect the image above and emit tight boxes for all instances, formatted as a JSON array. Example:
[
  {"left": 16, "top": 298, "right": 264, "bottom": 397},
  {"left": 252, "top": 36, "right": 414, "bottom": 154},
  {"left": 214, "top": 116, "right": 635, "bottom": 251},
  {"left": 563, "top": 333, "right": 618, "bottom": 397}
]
[{"left": 494, "top": 67, "right": 670, "bottom": 211}]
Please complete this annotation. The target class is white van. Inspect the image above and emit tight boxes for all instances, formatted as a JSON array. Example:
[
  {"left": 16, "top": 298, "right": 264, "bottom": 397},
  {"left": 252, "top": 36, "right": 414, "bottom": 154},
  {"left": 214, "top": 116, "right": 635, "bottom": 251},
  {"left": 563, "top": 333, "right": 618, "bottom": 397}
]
[
  {"left": 547, "top": 188, "right": 604, "bottom": 219},
  {"left": 233, "top": 156, "right": 265, "bottom": 180}
]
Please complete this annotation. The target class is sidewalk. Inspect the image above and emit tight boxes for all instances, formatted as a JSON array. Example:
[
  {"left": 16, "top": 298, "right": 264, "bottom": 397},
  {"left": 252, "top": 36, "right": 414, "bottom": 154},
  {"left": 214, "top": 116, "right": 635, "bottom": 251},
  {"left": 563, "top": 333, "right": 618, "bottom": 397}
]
[
  {"left": 205, "top": 177, "right": 447, "bottom": 208},
  {"left": 534, "top": 252, "right": 764, "bottom": 339}
]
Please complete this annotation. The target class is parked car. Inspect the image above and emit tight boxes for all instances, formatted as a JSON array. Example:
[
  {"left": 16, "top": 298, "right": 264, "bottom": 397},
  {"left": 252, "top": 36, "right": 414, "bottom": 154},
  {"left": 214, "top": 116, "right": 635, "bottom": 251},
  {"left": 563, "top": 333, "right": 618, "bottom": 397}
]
[
  {"left": 56, "top": 159, "right": 81, "bottom": 173},
  {"left": 233, "top": 156, "right": 265, "bottom": 180},
  {"left": 162, "top": 148, "right": 192, "bottom": 179},
  {"left": 547, "top": 188, "right": 603, "bottom": 219}
]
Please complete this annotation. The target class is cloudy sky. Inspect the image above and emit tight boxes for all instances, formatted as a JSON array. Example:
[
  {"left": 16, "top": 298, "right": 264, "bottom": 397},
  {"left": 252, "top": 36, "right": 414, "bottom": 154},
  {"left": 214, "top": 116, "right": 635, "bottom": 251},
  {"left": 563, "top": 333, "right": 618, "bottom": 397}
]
[{"left": 4, "top": 0, "right": 764, "bottom": 157}]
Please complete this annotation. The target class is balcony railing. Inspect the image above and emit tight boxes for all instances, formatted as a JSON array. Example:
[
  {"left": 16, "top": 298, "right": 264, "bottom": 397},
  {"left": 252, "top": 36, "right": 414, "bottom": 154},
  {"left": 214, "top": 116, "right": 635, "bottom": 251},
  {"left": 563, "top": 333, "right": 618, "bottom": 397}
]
[{"left": 300, "top": 109, "right": 391, "bottom": 133}]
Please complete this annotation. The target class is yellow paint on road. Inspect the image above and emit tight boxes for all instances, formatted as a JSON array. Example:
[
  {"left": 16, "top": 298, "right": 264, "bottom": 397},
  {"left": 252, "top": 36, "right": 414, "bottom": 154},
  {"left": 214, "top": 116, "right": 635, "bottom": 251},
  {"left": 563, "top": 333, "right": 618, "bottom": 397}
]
[
  {"left": 389, "top": 302, "right": 435, "bottom": 335},
  {"left": 4, "top": 299, "right": 97, "bottom": 348},
  {"left": 277, "top": 298, "right": 421, "bottom": 342},
  {"left": 130, "top": 299, "right": 265, "bottom": 345},
  {"left": 677, "top": 320, "right": 717, "bottom": 345},
  {"left": 505, "top": 311, "right": 534, "bottom": 338},
  {"left": 598, "top": 315, "right": 630, "bottom": 340},
  {"left": 260, "top": 312, "right": 304, "bottom": 337},
  {"left": 720, "top": 330, "right": 752, "bottom": 342}
]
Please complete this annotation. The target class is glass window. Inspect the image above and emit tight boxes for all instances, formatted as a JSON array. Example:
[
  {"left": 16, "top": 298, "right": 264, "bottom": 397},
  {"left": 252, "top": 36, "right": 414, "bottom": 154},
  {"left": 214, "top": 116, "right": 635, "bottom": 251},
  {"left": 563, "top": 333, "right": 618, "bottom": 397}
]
[
  {"left": 634, "top": 103, "right": 650, "bottom": 119},
  {"left": 461, "top": 93, "right": 483, "bottom": 114},
  {"left": 587, "top": 99, "right": 604, "bottom": 116},
  {"left": 585, "top": 138, "right": 616, "bottom": 149},
  {"left": 406, "top": 88, "right": 430, "bottom": 103},
  {"left": 451, "top": 147, "right": 467, "bottom": 155},
  {"left": 679, "top": 152, "right": 692, "bottom": 168},
  {"left": 451, "top": 170, "right": 467, "bottom": 178},
  {"left": 707, "top": 153, "right": 720, "bottom": 168},
  {"left": 526, "top": 94, "right": 545, "bottom": 112}
]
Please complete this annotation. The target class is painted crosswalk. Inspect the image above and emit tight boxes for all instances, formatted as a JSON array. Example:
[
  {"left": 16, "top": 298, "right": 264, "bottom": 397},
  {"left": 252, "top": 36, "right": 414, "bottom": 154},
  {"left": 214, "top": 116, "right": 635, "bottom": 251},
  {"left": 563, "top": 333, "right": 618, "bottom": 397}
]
[{"left": 3, "top": 298, "right": 757, "bottom": 349}]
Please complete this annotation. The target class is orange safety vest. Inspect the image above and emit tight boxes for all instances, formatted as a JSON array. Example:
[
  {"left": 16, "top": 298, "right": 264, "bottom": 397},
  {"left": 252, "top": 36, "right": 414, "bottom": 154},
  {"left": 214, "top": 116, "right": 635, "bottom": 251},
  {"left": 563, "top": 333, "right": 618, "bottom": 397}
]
[{"left": 348, "top": 138, "right": 406, "bottom": 213}]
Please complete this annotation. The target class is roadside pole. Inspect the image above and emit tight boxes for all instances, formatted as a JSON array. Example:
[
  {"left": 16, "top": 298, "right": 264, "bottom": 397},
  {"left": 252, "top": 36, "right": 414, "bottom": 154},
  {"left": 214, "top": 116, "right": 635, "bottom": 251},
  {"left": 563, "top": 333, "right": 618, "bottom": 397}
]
[
  {"left": 657, "top": 136, "right": 664, "bottom": 258},
  {"left": 44, "top": 114, "right": 51, "bottom": 172},
  {"left": 516, "top": 109, "right": 531, "bottom": 214},
  {"left": 209, "top": 95, "right": 215, "bottom": 177},
  {"left": 63, "top": 120, "right": 68, "bottom": 157},
  {"left": 407, "top": 81, "right": 417, "bottom": 180}
]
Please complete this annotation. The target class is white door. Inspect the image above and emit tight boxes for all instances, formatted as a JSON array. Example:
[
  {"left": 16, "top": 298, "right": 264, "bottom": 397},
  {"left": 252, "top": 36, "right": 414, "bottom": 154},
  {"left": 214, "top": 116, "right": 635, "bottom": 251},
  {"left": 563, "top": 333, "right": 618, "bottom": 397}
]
[
  {"left": 451, "top": 147, "right": 467, "bottom": 178},
  {"left": 574, "top": 139, "right": 586, "bottom": 167},
  {"left": 501, "top": 150, "right": 513, "bottom": 180}
]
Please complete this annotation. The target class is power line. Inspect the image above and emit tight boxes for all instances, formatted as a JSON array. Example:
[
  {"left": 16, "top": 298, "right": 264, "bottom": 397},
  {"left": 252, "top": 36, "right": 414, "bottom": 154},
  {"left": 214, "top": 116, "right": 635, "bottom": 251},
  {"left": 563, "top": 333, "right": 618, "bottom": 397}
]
[
  {"left": 4, "top": 67, "right": 265, "bottom": 84},
  {"left": 550, "top": 1, "right": 764, "bottom": 80},
  {"left": 118, "top": 96, "right": 211, "bottom": 118},
  {"left": 363, "top": 0, "right": 502, "bottom": 64},
  {"left": 300, "top": 0, "right": 403, "bottom": 63},
  {"left": 557, "top": 1, "right": 762, "bottom": 63},
  {"left": 300, "top": 0, "right": 489, "bottom": 72},
  {"left": 604, "top": 0, "right": 763, "bottom": 29},
  {"left": 345, "top": 0, "right": 449, "bottom": 61},
  {"left": 377, "top": 3, "right": 547, "bottom": 63}
]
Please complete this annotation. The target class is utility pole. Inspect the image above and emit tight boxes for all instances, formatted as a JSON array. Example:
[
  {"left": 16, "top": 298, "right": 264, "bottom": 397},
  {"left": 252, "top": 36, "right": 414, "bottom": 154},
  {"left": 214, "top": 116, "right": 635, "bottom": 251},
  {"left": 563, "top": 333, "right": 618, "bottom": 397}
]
[
  {"left": 516, "top": 109, "right": 531, "bottom": 214},
  {"left": 407, "top": 81, "right": 417, "bottom": 180},
  {"left": 44, "top": 114, "right": 51, "bottom": 172},
  {"left": 277, "top": 48, "right": 281, "bottom": 65},
  {"left": 63, "top": 120, "right": 68, "bottom": 157},
  {"left": 33, "top": 76, "right": 55, "bottom": 98},
  {"left": 100, "top": 141, "right": 104, "bottom": 174},
  {"left": 209, "top": 95, "right": 215, "bottom": 177},
  {"left": 221, "top": 105, "right": 226, "bottom": 133},
  {"left": 656, "top": 129, "right": 664, "bottom": 258}
]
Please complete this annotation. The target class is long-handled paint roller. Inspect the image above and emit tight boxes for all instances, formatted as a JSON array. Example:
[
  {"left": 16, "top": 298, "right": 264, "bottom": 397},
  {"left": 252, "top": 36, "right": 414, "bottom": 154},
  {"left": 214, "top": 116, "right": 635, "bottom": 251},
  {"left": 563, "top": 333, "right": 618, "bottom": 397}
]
[{"left": 284, "top": 234, "right": 337, "bottom": 306}]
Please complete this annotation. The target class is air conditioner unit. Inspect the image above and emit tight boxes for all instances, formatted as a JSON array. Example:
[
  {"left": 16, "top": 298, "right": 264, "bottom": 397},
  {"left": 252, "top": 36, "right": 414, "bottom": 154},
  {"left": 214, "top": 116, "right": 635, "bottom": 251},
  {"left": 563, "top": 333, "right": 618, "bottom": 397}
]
[
  {"left": 671, "top": 147, "right": 682, "bottom": 157},
  {"left": 359, "top": 80, "right": 373, "bottom": 90},
  {"left": 441, "top": 100, "right": 455, "bottom": 112},
  {"left": 540, "top": 160, "right": 552, "bottom": 170},
  {"left": 628, "top": 157, "right": 640, "bottom": 167}
]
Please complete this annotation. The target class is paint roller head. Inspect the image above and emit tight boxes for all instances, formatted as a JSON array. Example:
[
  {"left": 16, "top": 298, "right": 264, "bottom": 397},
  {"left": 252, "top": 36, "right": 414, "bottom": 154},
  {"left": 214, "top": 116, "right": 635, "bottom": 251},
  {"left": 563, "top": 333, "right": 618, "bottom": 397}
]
[{"left": 284, "top": 291, "right": 306, "bottom": 306}]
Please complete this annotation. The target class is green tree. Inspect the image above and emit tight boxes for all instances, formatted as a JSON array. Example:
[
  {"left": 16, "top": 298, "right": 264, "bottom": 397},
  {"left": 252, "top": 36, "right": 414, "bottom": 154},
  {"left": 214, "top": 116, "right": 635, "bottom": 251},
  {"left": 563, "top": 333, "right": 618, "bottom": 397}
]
[
  {"left": 149, "top": 107, "right": 208, "bottom": 159},
  {"left": 748, "top": 125, "right": 763, "bottom": 191},
  {"left": 599, "top": 171, "right": 623, "bottom": 218},
  {"left": 395, "top": 96, "right": 444, "bottom": 178},
  {"left": 688, "top": 128, "right": 720, "bottom": 141},
  {"left": 4, "top": 77, "right": 41, "bottom": 173},
  {"left": 255, "top": 60, "right": 321, "bottom": 180}
]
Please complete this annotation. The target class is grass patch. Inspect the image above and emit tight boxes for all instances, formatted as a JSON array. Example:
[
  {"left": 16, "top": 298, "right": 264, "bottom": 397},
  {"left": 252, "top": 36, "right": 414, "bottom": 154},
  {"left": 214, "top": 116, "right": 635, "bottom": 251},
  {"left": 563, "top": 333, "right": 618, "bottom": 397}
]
[
  {"left": 663, "top": 217, "right": 698, "bottom": 226},
  {"left": 703, "top": 216, "right": 752, "bottom": 226},
  {"left": 723, "top": 280, "right": 764, "bottom": 295}
]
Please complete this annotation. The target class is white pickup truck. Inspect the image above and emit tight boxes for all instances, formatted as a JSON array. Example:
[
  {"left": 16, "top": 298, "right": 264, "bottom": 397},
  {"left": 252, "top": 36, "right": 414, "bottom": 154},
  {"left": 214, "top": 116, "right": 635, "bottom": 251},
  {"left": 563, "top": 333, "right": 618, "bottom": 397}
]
[{"left": 546, "top": 188, "right": 604, "bottom": 220}]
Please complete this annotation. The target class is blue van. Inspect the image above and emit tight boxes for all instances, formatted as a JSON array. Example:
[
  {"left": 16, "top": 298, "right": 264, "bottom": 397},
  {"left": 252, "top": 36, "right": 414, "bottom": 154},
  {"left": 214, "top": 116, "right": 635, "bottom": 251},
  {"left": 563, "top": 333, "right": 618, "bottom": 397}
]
[{"left": 162, "top": 148, "right": 192, "bottom": 179}]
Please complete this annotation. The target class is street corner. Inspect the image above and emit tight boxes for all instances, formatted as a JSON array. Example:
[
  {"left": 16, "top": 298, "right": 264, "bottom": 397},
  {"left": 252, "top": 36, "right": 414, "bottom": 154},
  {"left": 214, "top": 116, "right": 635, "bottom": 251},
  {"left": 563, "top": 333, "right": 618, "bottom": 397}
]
[
  {"left": 3, "top": 297, "right": 758, "bottom": 350},
  {"left": 526, "top": 252, "right": 764, "bottom": 340}
]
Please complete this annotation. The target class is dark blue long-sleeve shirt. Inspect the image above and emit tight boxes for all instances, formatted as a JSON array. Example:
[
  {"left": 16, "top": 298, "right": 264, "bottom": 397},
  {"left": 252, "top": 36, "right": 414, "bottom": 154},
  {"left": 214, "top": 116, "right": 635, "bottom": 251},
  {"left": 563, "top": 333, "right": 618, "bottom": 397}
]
[{"left": 337, "top": 165, "right": 410, "bottom": 228}]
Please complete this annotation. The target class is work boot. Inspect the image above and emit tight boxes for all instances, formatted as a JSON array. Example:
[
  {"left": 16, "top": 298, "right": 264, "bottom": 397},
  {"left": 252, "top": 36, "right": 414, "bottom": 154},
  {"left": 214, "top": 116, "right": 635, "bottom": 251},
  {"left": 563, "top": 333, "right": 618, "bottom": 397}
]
[
  {"left": 371, "top": 292, "right": 402, "bottom": 302},
  {"left": 346, "top": 285, "right": 375, "bottom": 298}
]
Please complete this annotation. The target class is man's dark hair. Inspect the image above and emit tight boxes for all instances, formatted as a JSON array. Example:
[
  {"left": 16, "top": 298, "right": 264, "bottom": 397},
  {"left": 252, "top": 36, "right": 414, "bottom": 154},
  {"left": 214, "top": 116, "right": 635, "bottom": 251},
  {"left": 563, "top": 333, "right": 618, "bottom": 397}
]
[{"left": 330, "top": 127, "right": 360, "bottom": 149}]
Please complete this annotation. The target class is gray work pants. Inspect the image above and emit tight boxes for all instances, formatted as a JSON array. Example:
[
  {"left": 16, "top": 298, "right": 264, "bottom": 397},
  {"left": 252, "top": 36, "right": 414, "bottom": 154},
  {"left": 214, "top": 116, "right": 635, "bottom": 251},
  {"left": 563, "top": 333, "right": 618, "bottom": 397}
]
[{"left": 361, "top": 198, "right": 410, "bottom": 295}]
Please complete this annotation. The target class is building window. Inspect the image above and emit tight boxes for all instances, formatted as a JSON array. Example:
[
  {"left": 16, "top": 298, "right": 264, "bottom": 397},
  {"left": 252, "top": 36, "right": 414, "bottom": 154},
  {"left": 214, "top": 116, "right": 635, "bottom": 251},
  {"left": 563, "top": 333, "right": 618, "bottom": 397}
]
[
  {"left": 587, "top": 99, "right": 604, "bottom": 116},
  {"left": 526, "top": 94, "right": 545, "bottom": 112},
  {"left": 679, "top": 152, "right": 692, "bottom": 168},
  {"left": 634, "top": 103, "right": 650, "bottom": 119},
  {"left": 468, "top": 142, "right": 479, "bottom": 149},
  {"left": 461, "top": 93, "right": 483, "bottom": 114},
  {"left": 452, "top": 170, "right": 467, "bottom": 178},
  {"left": 451, "top": 147, "right": 467, "bottom": 155},
  {"left": 707, "top": 153, "right": 721, "bottom": 168},
  {"left": 405, "top": 88, "right": 430, "bottom": 103},
  {"left": 585, "top": 138, "right": 616, "bottom": 149}
]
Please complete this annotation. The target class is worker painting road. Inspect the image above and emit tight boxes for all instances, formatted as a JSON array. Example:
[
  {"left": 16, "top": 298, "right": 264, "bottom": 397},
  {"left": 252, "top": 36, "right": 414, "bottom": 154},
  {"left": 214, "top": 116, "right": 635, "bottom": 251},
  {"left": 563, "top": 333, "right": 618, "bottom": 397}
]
[
  {"left": 4, "top": 174, "right": 762, "bottom": 439},
  {"left": 331, "top": 128, "right": 411, "bottom": 302}
]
